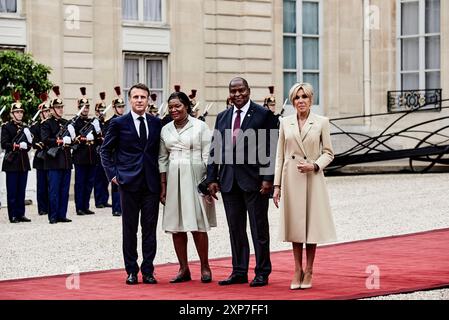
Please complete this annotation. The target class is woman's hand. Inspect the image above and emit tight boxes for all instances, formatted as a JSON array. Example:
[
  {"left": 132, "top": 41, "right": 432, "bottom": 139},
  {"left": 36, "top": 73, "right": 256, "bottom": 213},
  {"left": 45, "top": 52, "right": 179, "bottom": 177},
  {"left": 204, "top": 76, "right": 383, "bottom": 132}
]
[
  {"left": 297, "top": 162, "right": 315, "bottom": 173},
  {"left": 273, "top": 186, "right": 281, "bottom": 208},
  {"left": 160, "top": 184, "right": 167, "bottom": 205},
  {"left": 205, "top": 195, "right": 214, "bottom": 205}
]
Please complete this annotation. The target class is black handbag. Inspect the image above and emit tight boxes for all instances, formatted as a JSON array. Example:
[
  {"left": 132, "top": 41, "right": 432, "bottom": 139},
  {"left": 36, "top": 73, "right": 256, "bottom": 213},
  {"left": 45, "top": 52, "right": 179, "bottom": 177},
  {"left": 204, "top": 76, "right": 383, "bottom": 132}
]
[{"left": 197, "top": 177, "right": 210, "bottom": 196}]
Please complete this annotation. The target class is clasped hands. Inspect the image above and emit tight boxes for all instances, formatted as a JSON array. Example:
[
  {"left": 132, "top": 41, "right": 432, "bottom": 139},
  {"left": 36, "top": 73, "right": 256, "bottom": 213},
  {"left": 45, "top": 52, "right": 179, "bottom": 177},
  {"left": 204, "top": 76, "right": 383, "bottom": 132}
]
[{"left": 207, "top": 181, "right": 273, "bottom": 201}]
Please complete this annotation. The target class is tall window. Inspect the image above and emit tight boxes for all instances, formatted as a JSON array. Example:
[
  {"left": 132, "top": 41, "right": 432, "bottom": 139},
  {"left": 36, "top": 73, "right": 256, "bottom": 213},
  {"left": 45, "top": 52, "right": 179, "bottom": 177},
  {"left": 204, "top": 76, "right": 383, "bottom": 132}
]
[
  {"left": 122, "top": 0, "right": 161, "bottom": 22},
  {"left": 398, "top": 0, "right": 440, "bottom": 90},
  {"left": 283, "top": 0, "right": 321, "bottom": 105},
  {"left": 124, "top": 55, "right": 165, "bottom": 110},
  {"left": 0, "top": 0, "right": 17, "bottom": 13}
]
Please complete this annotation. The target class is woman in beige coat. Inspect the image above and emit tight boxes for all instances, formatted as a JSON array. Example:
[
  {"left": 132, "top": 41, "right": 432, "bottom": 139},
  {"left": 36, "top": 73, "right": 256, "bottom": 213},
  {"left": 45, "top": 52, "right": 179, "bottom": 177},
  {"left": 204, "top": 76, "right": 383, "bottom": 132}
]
[{"left": 273, "top": 83, "right": 336, "bottom": 290}]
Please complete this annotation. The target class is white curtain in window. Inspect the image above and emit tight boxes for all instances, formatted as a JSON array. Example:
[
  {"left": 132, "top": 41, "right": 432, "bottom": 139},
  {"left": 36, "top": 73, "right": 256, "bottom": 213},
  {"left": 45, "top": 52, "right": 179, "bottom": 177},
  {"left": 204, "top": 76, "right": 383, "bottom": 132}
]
[
  {"left": 283, "top": 36, "right": 296, "bottom": 69},
  {"left": 144, "top": 0, "right": 161, "bottom": 21},
  {"left": 283, "top": 72, "right": 296, "bottom": 101},
  {"left": 426, "top": 71, "right": 440, "bottom": 89},
  {"left": 122, "top": 0, "right": 138, "bottom": 20},
  {"left": 401, "top": 1, "right": 419, "bottom": 36},
  {"left": 402, "top": 73, "right": 419, "bottom": 91},
  {"left": 0, "top": 0, "right": 17, "bottom": 12},
  {"left": 303, "top": 2, "right": 318, "bottom": 35},
  {"left": 146, "top": 60, "right": 162, "bottom": 88},
  {"left": 401, "top": 38, "right": 419, "bottom": 71},
  {"left": 425, "top": 0, "right": 440, "bottom": 33},
  {"left": 303, "top": 38, "right": 319, "bottom": 70},
  {"left": 124, "top": 58, "right": 139, "bottom": 109},
  {"left": 283, "top": 0, "right": 296, "bottom": 33},
  {"left": 147, "top": 60, "right": 163, "bottom": 105},
  {"left": 425, "top": 36, "right": 440, "bottom": 70}
]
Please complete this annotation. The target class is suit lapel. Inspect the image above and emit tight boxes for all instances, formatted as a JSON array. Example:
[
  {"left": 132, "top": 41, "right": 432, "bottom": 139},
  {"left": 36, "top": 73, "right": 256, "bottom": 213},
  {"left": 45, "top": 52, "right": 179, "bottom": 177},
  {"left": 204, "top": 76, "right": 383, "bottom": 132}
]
[
  {"left": 240, "top": 103, "right": 255, "bottom": 131},
  {"left": 290, "top": 115, "right": 307, "bottom": 156},
  {"left": 224, "top": 107, "right": 233, "bottom": 130},
  {"left": 144, "top": 114, "right": 154, "bottom": 149},
  {"left": 127, "top": 113, "right": 140, "bottom": 141},
  {"left": 301, "top": 112, "right": 315, "bottom": 141}
]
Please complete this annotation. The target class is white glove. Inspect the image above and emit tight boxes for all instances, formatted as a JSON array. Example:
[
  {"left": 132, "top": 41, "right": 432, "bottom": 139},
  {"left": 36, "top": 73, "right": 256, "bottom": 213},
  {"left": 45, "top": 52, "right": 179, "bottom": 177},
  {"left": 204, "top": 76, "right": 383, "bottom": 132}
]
[
  {"left": 92, "top": 119, "right": 101, "bottom": 134},
  {"left": 19, "top": 142, "right": 28, "bottom": 150},
  {"left": 63, "top": 136, "right": 72, "bottom": 145},
  {"left": 23, "top": 128, "right": 33, "bottom": 143},
  {"left": 86, "top": 132, "right": 94, "bottom": 141},
  {"left": 67, "top": 124, "right": 76, "bottom": 140}
]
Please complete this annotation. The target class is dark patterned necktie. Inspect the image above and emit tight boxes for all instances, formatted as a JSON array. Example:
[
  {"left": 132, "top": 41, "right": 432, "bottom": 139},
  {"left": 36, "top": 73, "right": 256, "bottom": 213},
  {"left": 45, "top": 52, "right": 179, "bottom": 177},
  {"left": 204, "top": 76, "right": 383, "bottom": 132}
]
[
  {"left": 138, "top": 116, "right": 147, "bottom": 145},
  {"left": 232, "top": 109, "right": 242, "bottom": 145}
]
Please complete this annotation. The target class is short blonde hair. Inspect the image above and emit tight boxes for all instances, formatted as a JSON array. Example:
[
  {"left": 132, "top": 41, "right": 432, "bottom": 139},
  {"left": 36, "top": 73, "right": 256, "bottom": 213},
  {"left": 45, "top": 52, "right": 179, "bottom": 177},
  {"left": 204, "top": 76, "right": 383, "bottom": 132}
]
[{"left": 288, "top": 82, "right": 314, "bottom": 105}]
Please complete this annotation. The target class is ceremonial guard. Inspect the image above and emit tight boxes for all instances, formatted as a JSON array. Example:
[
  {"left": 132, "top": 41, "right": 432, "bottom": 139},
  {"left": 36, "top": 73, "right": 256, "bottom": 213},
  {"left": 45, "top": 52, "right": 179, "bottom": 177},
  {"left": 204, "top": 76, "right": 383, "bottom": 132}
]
[
  {"left": 189, "top": 89, "right": 199, "bottom": 118},
  {"left": 72, "top": 87, "right": 100, "bottom": 216},
  {"left": 93, "top": 92, "right": 111, "bottom": 209},
  {"left": 30, "top": 93, "right": 51, "bottom": 216},
  {"left": 102, "top": 86, "right": 126, "bottom": 216},
  {"left": 263, "top": 86, "right": 280, "bottom": 128},
  {"left": 1, "top": 92, "right": 33, "bottom": 223},
  {"left": 147, "top": 93, "right": 159, "bottom": 117},
  {"left": 41, "top": 86, "right": 74, "bottom": 224}
]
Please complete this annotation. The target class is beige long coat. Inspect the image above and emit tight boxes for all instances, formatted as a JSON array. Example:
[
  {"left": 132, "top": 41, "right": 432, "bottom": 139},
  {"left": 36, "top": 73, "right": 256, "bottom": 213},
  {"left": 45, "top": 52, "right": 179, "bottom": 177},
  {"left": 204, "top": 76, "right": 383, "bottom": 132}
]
[
  {"left": 274, "top": 112, "right": 337, "bottom": 244},
  {"left": 159, "top": 116, "right": 216, "bottom": 233}
]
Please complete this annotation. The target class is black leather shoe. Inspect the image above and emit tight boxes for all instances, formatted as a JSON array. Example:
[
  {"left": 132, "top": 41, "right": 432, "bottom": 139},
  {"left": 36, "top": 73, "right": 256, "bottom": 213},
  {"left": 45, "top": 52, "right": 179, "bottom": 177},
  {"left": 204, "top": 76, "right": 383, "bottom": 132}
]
[
  {"left": 57, "top": 218, "right": 72, "bottom": 223},
  {"left": 38, "top": 211, "right": 48, "bottom": 216},
  {"left": 112, "top": 212, "right": 122, "bottom": 217},
  {"left": 103, "top": 203, "right": 112, "bottom": 208},
  {"left": 170, "top": 271, "right": 192, "bottom": 283},
  {"left": 18, "top": 216, "right": 31, "bottom": 222},
  {"left": 142, "top": 274, "right": 158, "bottom": 284},
  {"left": 126, "top": 273, "right": 138, "bottom": 285},
  {"left": 84, "top": 209, "right": 95, "bottom": 215},
  {"left": 96, "top": 204, "right": 105, "bottom": 208},
  {"left": 218, "top": 274, "right": 248, "bottom": 286},
  {"left": 249, "top": 275, "right": 269, "bottom": 287},
  {"left": 49, "top": 219, "right": 58, "bottom": 224},
  {"left": 76, "top": 210, "right": 85, "bottom": 216},
  {"left": 10, "top": 217, "right": 20, "bottom": 223}
]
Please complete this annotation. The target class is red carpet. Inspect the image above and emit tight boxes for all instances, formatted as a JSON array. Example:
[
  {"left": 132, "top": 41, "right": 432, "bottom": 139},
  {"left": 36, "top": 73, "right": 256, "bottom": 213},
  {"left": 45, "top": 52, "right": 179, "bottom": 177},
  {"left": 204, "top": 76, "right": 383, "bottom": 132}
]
[{"left": 1, "top": 228, "right": 449, "bottom": 300}]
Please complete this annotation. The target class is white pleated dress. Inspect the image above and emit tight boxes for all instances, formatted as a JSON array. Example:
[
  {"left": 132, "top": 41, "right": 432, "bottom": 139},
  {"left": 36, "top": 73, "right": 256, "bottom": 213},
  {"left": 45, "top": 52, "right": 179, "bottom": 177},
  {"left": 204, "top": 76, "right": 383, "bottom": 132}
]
[{"left": 159, "top": 116, "right": 216, "bottom": 233}]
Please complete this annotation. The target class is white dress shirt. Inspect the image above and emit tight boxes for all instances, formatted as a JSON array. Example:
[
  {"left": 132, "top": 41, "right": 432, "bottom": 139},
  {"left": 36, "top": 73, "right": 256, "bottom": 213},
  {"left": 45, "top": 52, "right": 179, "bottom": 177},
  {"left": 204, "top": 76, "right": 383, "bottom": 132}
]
[
  {"left": 131, "top": 110, "right": 149, "bottom": 138},
  {"left": 231, "top": 100, "right": 251, "bottom": 132}
]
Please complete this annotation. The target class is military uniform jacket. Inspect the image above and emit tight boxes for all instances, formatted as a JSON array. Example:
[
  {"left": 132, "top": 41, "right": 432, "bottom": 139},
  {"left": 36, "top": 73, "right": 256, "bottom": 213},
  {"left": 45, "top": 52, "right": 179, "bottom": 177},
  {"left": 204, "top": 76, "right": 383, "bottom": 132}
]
[
  {"left": 30, "top": 121, "right": 46, "bottom": 170},
  {"left": 1, "top": 121, "right": 31, "bottom": 172},
  {"left": 103, "top": 114, "right": 119, "bottom": 136},
  {"left": 41, "top": 116, "right": 73, "bottom": 170},
  {"left": 72, "top": 117, "right": 99, "bottom": 166},
  {"left": 94, "top": 118, "right": 106, "bottom": 164}
]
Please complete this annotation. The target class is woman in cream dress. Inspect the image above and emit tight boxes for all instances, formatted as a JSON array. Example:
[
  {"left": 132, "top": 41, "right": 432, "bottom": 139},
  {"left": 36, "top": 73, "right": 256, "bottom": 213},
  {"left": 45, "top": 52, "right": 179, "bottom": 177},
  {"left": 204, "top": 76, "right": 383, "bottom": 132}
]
[
  {"left": 273, "top": 83, "right": 336, "bottom": 290},
  {"left": 159, "top": 91, "right": 216, "bottom": 283}
]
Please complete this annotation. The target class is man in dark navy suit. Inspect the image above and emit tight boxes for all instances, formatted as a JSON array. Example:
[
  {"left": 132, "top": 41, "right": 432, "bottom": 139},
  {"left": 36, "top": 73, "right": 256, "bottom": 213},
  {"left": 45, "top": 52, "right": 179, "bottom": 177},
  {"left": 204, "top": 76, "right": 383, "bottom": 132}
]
[
  {"left": 207, "top": 77, "right": 278, "bottom": 287},
  {"left": 101, "top": 83, "right": 162, "bottom": 285}
]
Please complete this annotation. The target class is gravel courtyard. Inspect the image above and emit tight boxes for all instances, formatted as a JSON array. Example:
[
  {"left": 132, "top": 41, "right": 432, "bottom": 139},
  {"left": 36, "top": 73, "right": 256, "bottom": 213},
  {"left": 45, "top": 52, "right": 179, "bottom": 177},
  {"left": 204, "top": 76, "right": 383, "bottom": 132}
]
[{"left": 1, "top": 173, "right": 448, "bottom": 300}]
